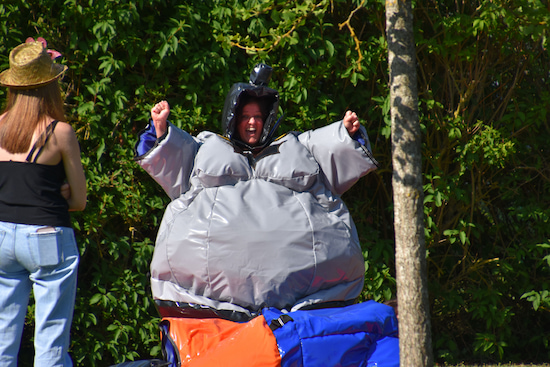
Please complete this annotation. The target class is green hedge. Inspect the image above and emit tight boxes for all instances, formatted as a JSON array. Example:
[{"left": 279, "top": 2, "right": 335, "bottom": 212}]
[{"left": 1, "top": 0, "right": 548, "bottom": 365}]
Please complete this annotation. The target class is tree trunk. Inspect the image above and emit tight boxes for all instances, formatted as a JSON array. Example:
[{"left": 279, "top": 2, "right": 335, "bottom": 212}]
[{"left": 385, "top": 0, "right": 433, "bottom": 366}]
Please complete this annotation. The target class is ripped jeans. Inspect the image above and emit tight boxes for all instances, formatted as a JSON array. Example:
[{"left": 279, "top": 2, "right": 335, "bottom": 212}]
[{"left": 0, "top": 221, "right": 79, "bottom": 367}]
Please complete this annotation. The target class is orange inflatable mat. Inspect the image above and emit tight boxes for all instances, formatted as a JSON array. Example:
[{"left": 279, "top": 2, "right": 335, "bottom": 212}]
[{"left": 161, "top": 316, "right": 281, "bottom": 367}]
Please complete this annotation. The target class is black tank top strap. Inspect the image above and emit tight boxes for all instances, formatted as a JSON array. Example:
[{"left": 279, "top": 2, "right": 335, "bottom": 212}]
[{"left": 26, "top": 120, "right": 59, "bottom": 163}]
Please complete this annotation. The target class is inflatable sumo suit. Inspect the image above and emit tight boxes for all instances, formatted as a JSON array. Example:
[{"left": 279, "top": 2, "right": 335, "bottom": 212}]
[{"left": 135, "top": 64, "right": 379, "bottom": 319}]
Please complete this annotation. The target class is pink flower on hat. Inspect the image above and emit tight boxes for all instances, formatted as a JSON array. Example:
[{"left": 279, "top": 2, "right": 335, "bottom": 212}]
[{"left": 25, "top": 37, "right": 62, "bottom": 60}]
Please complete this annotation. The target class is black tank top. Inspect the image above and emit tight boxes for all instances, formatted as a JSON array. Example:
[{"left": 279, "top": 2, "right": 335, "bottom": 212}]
[{"left": 0, "top": 121, "right": 71, "bottom": 227}]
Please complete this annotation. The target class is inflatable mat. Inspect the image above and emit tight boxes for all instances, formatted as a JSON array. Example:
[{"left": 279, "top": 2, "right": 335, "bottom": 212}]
[{"left": 153, "top": 301, "right": 399, "bottom": 367}]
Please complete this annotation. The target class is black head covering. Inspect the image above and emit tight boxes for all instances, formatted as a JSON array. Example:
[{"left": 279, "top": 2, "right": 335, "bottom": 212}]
[{"left": 221, "top": 64, "right": 280, "bottom": 150}]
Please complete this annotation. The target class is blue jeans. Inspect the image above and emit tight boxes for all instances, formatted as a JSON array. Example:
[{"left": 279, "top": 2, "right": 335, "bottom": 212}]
[{"left": 0, "top": 221, "right": 79, "bottom": 366}]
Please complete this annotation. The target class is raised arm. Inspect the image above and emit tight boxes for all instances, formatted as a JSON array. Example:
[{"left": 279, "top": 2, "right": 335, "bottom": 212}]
[
  {"left": 298, "top": 112, "right": 378, "bottom": 195},
  {"left": 135, "top": 100, "right": 200, "bottom": 199}
]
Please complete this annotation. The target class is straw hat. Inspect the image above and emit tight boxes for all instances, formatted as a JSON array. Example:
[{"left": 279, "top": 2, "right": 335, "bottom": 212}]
[{"left": 0, "top": 41, "right": 67, "bottom": 89}]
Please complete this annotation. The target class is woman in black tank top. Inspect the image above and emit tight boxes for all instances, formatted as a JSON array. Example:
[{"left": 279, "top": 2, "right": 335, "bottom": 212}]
[{"left": 0, "top": 39, "right": 86, "bottom": 367}]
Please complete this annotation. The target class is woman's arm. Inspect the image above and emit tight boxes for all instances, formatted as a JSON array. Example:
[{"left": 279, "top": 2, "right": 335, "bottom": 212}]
[
  {"left": 298, "top": 113, "right": 378, "bottom": 195},
  {"left": 57, "top": 122, "right": 87, "bottom": 211},
  {"left": 135, "top": 100, "right": 200, "bottom": 200}
]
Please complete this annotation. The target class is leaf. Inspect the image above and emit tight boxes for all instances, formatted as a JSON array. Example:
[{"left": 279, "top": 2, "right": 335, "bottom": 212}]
[
  {"left": 96, "top": 139, "right": 106, "bottom": 161},
  {"left": 325, "top": 39, "right": 335, "bottom": 57},
  {"left": 89, "top": 293, "right": 102, "bottom": 305},
  {"left": 459, "top": 231, "right": 466, "bottom": 245}
]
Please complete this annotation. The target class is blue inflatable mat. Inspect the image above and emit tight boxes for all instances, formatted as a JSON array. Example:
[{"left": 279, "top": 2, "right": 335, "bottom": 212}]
[{"left": 262, "top": 301, "right": 399, "bottom": 367}]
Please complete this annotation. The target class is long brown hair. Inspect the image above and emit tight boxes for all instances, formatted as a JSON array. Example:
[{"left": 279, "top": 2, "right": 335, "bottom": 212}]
[{"left": 0, "top": 81, "right": 65, "bottom": 153}]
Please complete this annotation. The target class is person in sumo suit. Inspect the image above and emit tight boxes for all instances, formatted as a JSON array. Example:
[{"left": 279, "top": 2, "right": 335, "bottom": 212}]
[{"left": 135, "top": 64, "right": 379, "bottom": 321}]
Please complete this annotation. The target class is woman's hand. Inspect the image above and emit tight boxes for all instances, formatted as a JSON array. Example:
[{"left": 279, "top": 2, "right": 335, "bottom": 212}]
[
  {"left": 343, "top": 110, "right": 360, "bottom": 136},
  {"left": 60, "top": 182, "right": 71, "bottom": 200},
  {"left": 151, "top": 100, "right": 170, "bottom": 138}
]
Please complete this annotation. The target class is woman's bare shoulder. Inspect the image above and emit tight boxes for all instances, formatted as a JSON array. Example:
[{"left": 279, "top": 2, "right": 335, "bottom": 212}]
[
  {"left": 54, "top": 121, "right": 76, "bottom": 132},
  {"left": 52, "top": 121, "right": 79, "bottom": 149},
  {"left": 53, "top": 121, "right": 78, "bottom": 138}
]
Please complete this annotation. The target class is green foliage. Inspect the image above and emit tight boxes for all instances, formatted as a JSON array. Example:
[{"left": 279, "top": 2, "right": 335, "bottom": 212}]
[
  {"left": 1, "top": 0, "right": 549, "bottom": 365},
  {"left": 417, "top": 0, "right": 550, "bottom": 363}
]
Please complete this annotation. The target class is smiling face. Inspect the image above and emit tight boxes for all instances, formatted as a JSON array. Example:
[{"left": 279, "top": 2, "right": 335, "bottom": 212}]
[{"left": 237, "top": 101, "right": 264, "bottom": 146}]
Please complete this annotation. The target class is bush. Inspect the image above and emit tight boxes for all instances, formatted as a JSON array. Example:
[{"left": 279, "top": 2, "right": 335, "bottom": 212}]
[{"left": 1, "top": 0, "right": 548, "bottom": 364}]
